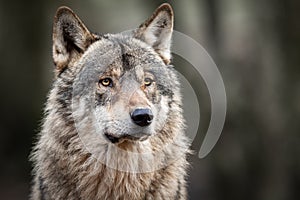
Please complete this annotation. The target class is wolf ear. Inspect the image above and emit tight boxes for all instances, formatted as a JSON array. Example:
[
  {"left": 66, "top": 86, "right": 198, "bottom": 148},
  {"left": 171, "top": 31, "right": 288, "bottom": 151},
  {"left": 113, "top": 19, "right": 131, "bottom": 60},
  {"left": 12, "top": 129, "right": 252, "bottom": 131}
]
[
  {"left": 135, "top": 3, "right": 174, "bottom": 64},
  {"left": 52, "top": 6, "right": 96, "bottom": 72}
]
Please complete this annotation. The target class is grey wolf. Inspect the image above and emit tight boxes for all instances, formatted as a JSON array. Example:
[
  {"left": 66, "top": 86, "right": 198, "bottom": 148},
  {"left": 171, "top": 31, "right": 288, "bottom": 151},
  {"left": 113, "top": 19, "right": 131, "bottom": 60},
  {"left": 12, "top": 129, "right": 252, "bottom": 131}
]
[{"left": 30, "top": 3, "right": 189, "bottom": 199}]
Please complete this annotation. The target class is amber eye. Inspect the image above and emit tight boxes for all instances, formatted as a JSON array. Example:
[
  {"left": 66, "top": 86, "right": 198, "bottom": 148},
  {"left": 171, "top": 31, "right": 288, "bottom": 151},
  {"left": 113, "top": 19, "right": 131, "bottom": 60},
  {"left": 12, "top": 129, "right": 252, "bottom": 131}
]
[
  {"left": 144, "top": 78, "right": 153, "bottom": 86},
  {"left": 99, "top": 78, "right": 113, "bottom": 87}
]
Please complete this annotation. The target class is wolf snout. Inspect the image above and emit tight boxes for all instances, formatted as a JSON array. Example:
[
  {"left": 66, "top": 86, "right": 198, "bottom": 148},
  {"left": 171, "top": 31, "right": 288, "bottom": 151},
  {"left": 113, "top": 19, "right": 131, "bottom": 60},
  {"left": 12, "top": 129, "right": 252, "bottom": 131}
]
[{"left": 131, "top": 108, "right": 153, "bottom": 127}]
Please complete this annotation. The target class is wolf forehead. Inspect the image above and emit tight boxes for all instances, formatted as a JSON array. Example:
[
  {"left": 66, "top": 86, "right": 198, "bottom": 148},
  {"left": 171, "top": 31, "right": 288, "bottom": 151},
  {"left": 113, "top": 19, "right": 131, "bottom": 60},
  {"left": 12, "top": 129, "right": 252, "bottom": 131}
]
[{"left": 79, "top": 33, "right": 167, "bottom": 72}]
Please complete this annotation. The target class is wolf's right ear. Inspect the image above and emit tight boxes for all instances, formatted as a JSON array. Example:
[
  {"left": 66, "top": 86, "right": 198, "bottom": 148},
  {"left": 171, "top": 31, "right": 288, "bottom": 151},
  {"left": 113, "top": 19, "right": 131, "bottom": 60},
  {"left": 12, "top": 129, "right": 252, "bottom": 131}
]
[{"left": 52, "top": 7, "right": 96, "bottom": 72}]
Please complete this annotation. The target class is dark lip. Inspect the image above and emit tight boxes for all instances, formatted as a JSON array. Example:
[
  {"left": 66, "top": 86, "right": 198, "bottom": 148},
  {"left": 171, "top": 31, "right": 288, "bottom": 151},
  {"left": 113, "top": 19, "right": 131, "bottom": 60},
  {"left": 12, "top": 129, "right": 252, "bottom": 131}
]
[
  {"left": 104, "top": 133, "right": 120, "bottom": 143},
  {"left": 104, "top": 132, "right": 150, "bottom": 144}
]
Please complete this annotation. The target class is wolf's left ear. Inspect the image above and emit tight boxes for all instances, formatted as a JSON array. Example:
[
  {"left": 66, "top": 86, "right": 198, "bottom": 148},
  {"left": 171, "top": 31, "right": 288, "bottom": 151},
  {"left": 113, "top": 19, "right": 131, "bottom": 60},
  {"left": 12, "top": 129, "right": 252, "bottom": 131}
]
[
  {"left": 135, "top": 3, "right": 173, "bottom": 64},
  {"left": 53, "top": 6, "right": 96, "bottom": 72}
]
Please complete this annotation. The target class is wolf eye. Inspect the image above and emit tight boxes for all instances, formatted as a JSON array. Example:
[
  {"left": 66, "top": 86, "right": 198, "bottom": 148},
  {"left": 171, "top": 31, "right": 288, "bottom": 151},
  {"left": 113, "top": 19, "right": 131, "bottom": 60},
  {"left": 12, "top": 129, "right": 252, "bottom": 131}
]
[
  {"left": 144, "top": 78, "right": 153, "bottom": 86},
  {"left": 99, "top": 78, "right": 113, "bottom": 87}
]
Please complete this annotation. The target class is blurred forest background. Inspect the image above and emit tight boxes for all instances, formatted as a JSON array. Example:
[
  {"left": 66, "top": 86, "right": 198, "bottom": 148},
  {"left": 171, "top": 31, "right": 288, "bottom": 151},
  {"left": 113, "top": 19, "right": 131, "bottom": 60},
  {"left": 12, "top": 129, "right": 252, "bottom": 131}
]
[{"left": 0, "top": 0, "right": 299, "bottom": 199}]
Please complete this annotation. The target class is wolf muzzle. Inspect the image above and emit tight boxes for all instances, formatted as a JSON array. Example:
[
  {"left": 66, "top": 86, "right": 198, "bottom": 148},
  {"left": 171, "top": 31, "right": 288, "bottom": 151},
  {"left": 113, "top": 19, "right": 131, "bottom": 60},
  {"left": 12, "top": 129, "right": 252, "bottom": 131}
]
[{"left": 104, "top": 108, "right": 154, "bottom": 143}]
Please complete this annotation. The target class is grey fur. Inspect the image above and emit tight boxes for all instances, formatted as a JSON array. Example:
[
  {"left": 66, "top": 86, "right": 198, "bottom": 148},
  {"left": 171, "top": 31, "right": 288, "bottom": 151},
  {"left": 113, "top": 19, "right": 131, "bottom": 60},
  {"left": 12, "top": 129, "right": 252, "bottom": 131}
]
[{"left": 30, "top": 3, "right": 190, "bottom": 200}]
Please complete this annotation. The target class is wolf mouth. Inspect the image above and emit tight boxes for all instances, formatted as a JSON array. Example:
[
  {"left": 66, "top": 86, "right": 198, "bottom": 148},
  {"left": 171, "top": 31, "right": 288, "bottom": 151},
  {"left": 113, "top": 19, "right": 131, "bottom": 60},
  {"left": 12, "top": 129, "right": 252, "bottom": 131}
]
[
  {"left": 104, "top": 133, "right": 120, "bottom": 143},
  {"left": 104, "top": 132, "right": 150, "bottom": 144}
]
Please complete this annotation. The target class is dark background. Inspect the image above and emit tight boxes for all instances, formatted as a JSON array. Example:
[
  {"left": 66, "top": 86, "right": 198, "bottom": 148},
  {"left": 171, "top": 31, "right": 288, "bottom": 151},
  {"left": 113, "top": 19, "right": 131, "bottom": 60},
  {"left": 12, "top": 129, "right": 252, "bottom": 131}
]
[{"left": 0, "top": 0, "right": 299, "bottom": 199}]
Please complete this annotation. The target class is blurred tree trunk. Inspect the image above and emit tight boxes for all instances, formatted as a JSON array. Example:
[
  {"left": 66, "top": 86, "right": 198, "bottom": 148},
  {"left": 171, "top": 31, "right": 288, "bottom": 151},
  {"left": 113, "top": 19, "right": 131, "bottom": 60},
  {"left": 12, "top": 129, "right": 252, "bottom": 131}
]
[
  {"left": 252, "top": 0, "right": 300, "bottom": 199},
  {"left": 203, "top": 0, "right": 300, "bottom": 200},
  {"left": 0, "top": 0, "right": 49, "bottom": 199}
]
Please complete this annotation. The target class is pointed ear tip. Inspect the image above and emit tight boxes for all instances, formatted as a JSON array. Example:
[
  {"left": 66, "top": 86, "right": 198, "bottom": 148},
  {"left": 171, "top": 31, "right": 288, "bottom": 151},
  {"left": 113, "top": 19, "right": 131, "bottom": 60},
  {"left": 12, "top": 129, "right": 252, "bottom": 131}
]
[
  {"left": 157, "top": 3, "right": 174, "bottom": 16},
  {"left": 55, "top": 6, "right": 75, "bottom": 18}
]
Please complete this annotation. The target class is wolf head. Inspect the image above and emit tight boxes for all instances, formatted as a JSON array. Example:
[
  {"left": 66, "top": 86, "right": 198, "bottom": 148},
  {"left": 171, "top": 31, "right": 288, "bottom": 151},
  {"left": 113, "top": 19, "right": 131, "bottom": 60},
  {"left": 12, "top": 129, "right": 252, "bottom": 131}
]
[{"left": 51, "top": 4, "right": 184, "bottom": 148}]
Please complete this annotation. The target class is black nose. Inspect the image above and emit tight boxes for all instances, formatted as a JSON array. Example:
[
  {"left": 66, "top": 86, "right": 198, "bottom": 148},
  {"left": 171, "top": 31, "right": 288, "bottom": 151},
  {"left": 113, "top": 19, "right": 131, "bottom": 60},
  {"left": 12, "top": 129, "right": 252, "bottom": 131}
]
[{"left": 131, "top": 108, "right": 153, "bottom": 127}]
